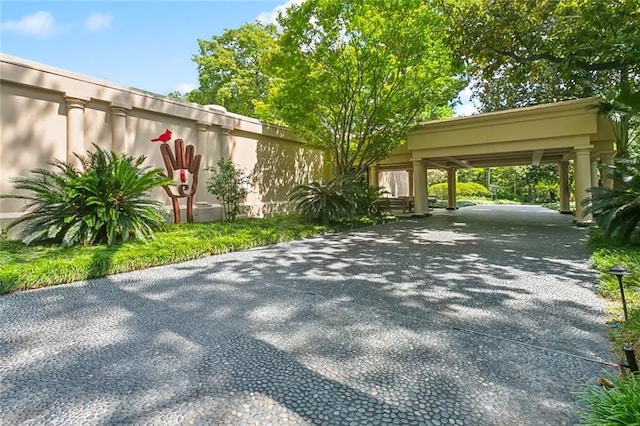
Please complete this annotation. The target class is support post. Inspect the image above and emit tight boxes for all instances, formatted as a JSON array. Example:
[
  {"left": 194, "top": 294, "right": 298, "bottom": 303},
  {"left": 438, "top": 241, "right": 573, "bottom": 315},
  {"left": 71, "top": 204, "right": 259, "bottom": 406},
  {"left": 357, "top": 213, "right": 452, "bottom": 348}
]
[
  {"left": 369, "top": 165, "right": 379, "bottom": 187},
  {"left": 558, "top": 161, "right": 571, "bottom": 214},
  {"left": 447, "top": 168, "right": 457, "bottom": 210},
  {"left": 591, "top": 156, "right": 600, "bottom": 189},
  {"left": 600, "top": 151, "right": 615, "bottom": 189},
  {"left": 408, "top": 169, "right": 414, "bottom": 197},
  {"left": 412, "top": 159, "right": 427, "bottom": 216},
  {"left": 574, "top": 145, "right": 593, "bottom": 225}
]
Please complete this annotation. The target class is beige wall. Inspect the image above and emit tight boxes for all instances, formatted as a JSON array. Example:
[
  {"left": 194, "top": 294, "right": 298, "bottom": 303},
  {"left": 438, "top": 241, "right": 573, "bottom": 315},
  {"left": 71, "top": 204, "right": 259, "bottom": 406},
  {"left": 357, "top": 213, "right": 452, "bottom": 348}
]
[{"left": 0, "top": 54, "right": 326, "bottom": 225}]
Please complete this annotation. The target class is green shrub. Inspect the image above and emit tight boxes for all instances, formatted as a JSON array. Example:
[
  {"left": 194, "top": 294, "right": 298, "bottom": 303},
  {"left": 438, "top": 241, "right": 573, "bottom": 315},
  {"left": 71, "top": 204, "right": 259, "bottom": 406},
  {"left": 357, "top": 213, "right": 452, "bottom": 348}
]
[
  {"left": 585, "top": 160, "right": 640, "bottom": 244},
  {"left": 428, "top": 181, "right": 490, "bottom": 199},
  {"left": 355, "top": 185, "right": 391, "bottom": 216},
  {"left": 205, "top": 158, "right": 250, "bottom": 221},
  {"left": 579, "top": 374, "right": 640, "bottom": 425},
  {"left": 340, "top": 177, "right": 390, "bottom": 216},
  {"left": 289, "top": 176, "right": 356, "bottom": 225},
  {"left": 2, "top": 145, "right": 172, "bottom": 246}
]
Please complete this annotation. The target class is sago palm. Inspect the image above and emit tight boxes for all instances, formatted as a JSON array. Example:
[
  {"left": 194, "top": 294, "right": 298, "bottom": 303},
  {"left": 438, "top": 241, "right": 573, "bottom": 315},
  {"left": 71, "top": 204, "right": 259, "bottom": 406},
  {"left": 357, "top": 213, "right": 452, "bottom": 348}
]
[
  {"left": 288, "top": 178, "right": 355, "bottom": 225},
  {"left": 3, "top": 145, "right": 172, "bottom": 246}
]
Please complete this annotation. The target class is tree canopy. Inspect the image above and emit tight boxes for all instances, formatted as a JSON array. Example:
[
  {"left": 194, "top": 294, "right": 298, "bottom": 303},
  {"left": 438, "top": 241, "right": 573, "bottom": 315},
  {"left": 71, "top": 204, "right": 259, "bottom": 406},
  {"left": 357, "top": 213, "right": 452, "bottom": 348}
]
[
  {"left": 259, "top": 0, "right": 464, "bottom": 176},
  {"left": 187, "top": 22, "right": 279, "bottom": 117},
  {"left": 443, "top": 0, "right": 640, "bottom": 112}
]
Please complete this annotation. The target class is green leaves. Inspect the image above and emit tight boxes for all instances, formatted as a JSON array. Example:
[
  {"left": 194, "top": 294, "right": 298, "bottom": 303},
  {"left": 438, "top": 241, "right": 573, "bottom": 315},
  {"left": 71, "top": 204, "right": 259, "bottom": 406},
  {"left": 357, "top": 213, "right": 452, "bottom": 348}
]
[
  {"left": 289, "top": 175, "right": 389, "bottom": 224},
  {"left": 585, "top": 160, "right": 640, "bottom": 245},
  {"left": 578, "top": 374, "right": 640, "bottom": 426},
  {"left": 2, "top": 145, "right": 172, "bottom": 246},
  {"left": 263, "top": 0, "right": 463, "bottom": 176},
  {"left": 188, "top": 23, "right": 279, "bottom": 117},
  {"left": 205, "top": 158, "right": 250, "bottom": 221},
  {"left": 443, "top": 0, "right": 640, "bottom": 112},
  {"left": 289, "top": 179, "right": 355, "bottom": 225}
]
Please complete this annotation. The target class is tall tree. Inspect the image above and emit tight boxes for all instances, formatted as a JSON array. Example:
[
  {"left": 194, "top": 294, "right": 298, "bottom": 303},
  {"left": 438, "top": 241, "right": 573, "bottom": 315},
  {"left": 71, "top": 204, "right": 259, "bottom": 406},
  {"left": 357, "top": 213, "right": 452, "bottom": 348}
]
[
  {"left": 188, "top": 22, "right": 279, "bottom": 117},
  {"left": 259, "top": 0, "right": 464, "bottom": 177},
  {"left": 442, "top": 0, "right": 640, "bottom": 112}
]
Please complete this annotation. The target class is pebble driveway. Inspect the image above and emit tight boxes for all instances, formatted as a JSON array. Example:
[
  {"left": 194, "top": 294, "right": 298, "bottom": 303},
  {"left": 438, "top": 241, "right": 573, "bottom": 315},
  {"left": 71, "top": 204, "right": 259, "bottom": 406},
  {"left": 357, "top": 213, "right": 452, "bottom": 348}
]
[{"left": 0, "top": 205, "right": 614, "bottom": 425}]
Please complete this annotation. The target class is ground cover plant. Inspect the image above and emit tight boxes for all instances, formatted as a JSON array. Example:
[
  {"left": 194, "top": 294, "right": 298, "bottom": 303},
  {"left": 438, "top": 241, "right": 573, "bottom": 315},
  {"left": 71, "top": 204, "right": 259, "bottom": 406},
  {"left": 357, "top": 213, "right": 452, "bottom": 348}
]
[
  {"left": 582, "top": 227, "right": 640, "bottom": 424},
  {"left": 0, "top": 215, "right": 393, "bottom": 295},
  {"left": 579, "top": 372, "right": 640, "bottom": 426},
  {"left": 588, "top": 228, "right": 640, "bottom": 355}
]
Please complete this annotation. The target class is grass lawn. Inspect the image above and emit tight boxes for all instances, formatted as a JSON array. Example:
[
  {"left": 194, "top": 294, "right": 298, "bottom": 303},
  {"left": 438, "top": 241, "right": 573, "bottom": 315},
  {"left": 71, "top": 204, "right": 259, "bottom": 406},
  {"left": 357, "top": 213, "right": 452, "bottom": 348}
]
[
  {"left": 581, "top": 226, "right": 640, "bottom": 425},
  {"left": 0, "top": 215, "right": 394, "bottom": 295},
  {"left": 588, "top": 227, "right": 640, "bottom": 358}
]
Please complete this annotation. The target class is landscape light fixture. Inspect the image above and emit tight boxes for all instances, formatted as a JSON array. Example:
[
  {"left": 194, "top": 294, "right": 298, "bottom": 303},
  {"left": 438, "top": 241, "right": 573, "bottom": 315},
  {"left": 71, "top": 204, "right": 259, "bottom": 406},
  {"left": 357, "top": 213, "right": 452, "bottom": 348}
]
[{"left": 606, "top": 264, "right": 632, "bottom": 322}]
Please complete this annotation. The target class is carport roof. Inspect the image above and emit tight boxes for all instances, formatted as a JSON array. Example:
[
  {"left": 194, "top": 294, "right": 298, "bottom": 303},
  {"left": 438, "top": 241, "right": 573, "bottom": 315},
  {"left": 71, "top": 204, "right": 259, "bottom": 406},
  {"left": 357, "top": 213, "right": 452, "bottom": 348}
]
[{"left": 379, "top": 98, "right": 616, "bottom": 170}]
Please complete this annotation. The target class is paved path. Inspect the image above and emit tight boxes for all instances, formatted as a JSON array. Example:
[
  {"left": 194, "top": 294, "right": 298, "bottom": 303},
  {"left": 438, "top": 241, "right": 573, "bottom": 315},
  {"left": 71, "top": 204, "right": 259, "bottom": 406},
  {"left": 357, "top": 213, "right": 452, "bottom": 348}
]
[{"left": 0, "top": 205, "right": 613, "bottom": 425}]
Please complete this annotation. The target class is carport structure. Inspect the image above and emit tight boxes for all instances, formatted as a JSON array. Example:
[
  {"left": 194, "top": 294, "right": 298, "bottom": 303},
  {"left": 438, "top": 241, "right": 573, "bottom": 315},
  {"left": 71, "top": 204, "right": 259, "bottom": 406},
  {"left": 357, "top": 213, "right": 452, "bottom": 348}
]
[{"left": 370, "top": 98, "right": 617, "bottom": 225}]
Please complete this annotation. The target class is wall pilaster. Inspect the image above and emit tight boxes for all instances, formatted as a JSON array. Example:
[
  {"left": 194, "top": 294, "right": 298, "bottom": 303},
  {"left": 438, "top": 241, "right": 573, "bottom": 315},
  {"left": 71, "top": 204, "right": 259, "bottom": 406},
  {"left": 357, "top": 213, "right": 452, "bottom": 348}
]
[
  {"left": 109, "top": 105, "right": 129, "bottom": 153},
  {"left": 64, "top": 96, "right": 87, "bottom": 167}
]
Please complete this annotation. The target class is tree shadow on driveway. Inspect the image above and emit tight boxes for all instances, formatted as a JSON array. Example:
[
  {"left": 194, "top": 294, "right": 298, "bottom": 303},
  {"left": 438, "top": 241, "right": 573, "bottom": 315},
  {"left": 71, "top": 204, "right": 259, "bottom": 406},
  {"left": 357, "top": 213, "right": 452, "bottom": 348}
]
[{"left": 0, "top": 205, "right": 613, "bottom": 424}]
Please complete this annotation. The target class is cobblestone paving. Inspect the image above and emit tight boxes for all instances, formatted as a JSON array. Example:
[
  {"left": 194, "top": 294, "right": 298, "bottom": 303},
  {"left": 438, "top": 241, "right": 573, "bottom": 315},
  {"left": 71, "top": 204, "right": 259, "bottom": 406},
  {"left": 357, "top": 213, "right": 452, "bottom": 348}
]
[{"left": 0, "top": 205, "right": 613, "bottom": 425}]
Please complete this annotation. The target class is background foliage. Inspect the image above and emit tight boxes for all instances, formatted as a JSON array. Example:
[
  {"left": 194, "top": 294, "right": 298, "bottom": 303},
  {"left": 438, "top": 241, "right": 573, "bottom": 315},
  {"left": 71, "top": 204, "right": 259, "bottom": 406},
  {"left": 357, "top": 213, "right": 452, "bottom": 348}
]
[
  {"left": 261, "top": 0, "right": 463, "bottom": 177},
  {"left": 186, "top": 22, "right": 279, "bottom": 117}
]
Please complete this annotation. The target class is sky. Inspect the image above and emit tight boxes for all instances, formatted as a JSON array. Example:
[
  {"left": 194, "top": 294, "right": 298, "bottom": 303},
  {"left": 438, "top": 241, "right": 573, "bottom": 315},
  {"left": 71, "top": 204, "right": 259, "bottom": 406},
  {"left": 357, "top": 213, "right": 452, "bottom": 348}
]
[{"left": 0, "top": 0, "right": 477, "bottom": 116}]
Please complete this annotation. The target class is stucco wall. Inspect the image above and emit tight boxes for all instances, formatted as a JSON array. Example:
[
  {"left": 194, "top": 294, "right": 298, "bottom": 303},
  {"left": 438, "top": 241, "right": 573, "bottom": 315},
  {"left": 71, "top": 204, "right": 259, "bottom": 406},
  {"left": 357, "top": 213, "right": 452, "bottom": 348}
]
[{"left": 0, "top": 54, "right": 327, "bottom": 225}]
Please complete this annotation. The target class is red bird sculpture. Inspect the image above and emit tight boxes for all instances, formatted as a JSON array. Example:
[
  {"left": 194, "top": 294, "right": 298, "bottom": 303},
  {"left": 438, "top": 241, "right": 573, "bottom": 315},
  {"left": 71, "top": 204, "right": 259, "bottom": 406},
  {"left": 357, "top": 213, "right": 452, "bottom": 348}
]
[{"left": 151, "top": 129, "right": 172, "bottom": 143}]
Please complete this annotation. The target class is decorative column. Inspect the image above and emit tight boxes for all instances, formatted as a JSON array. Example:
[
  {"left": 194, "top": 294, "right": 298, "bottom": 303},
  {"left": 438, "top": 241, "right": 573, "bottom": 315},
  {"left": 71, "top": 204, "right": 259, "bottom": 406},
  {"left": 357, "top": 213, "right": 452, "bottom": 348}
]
[
  {"left": 219, "top": 126, "right": 233, "bottom": 159},
  {"left": 196, "top": 122, "right": 211, "bottom": 203},
  {"left": 591, "top": 155, "right": 600, "bottom": 189},
  {"left": 412, "top": 159, "right": 427, "bottom": 216},
  {"left": 574, "top": 145, "right": 593, "bottom": 225},
  {"left": 109, "top": 105, "right": 129, "bottom": 153},
  {"left": 447, "top": 168, "right": 457, "bottom": 210},
  {"left": 64, "top": 96, "right": 87, "bottom": 167},
  {"left": 600, "top": 150, "right": 615, "bottom": 189},
  {"left": 408, "top": 169, "right": 414, "bottom": 197},
  {"left": 558, "top": 161, "right": 571, "bottom": 214},
  {"left": 369, "top": 165, "right": 379, "bottom": 187}
]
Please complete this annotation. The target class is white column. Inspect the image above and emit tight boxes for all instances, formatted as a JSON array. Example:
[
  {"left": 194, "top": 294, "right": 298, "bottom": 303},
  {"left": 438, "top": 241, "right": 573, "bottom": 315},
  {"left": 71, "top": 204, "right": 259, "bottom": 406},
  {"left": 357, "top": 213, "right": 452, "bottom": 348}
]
[
  {"left": 447, "top": 168, "right": 457, "bottom": 210},
  {"left": 600, "top": 150, "right": 615, "bottom": 189},
  {"left": 574, "top": 145, "right": 593, "bottom": 225},
  {"left": 109, "top": 105, "right": 129, "bottom": 153},
  {"left": 64, "top": 96, "right": 87, "bottom": 168},
  {"left": 369, "top": 165, "right": 379, "bottom": 187},
  {"left": 558, "top": 161, "right": 571, "bottom": 214},
  {"left": 408, "top": 169, "right": 414, "bottom": 197},
  {"left": 412, "top": 159, "right": 427, "bottom": 215},
  {"left": 591, "top": 155, "right": 600, "bottom": 189}
]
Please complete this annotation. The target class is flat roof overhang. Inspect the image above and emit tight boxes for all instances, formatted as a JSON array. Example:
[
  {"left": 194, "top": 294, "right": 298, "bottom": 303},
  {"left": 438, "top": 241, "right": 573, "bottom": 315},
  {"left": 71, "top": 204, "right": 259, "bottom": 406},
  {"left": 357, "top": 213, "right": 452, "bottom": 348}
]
[{"left": 379, "top": 98, "right": 617, "bottom": 171}]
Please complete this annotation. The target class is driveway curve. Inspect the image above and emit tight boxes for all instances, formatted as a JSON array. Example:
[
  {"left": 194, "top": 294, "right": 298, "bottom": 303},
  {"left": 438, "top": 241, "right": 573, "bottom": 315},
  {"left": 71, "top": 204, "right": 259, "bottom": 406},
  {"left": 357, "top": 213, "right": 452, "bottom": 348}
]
[{"left": 0, "top": 205, "right": 613, "bottom": 425}]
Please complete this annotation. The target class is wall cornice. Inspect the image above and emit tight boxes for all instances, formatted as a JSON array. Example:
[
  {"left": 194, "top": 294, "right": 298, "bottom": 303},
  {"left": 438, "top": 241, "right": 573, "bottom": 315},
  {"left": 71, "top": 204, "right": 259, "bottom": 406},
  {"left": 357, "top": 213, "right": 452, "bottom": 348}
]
[{"left": 0, "top": 53, "right": 302, "bottom": 144}]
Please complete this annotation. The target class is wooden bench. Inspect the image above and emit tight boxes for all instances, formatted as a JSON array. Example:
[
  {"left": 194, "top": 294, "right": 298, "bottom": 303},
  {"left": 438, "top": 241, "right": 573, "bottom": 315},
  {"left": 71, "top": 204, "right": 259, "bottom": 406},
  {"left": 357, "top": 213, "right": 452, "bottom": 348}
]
[{"left": 385, "top": 196, "right": 437, "bottom": 213}]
